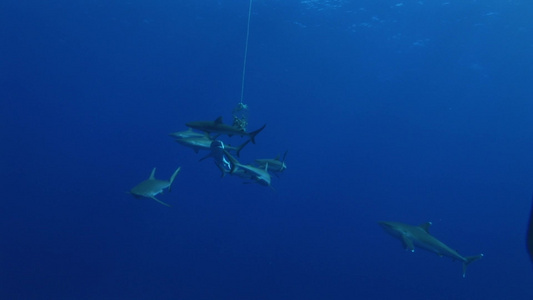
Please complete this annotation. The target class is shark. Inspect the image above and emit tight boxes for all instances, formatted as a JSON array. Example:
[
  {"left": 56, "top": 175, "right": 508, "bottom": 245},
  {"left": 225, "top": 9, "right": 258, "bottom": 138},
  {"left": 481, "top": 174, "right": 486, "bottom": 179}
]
[
  {"left": 379, "top": 221, "right": 483, "bottom": 277},
  {"left": 228, "top": 156, "right": 272, "bottom": 187},
  {"left": 129, "top": 167, "right": 181, "bottom": 207},
  {"left": 169, "top": 128, "right": 206, "bottom": 139},
  {"left": 185, "top": 116, "right": 266, "bottom": 144},
  {"left": 199, "top": 140, "right": 237, "bottom": 177},
  {"left": 255, "top": 150, "right": 288, "bottom": 176},
  {"left": 175, "top": 135, "right": 249, "bottom": 157}
]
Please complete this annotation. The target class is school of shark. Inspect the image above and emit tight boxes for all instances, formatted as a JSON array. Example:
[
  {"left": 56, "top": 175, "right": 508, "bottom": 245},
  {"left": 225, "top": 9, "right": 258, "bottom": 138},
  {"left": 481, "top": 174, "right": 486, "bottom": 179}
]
[
  {"left": 137, "top": 105, "right": 533, "bottom": 278},
  {"left": 126, "top": 108, "right": 491, "bottom": 278},
  {"left": 129, "top": 107, "right": 287, "bottom": 208},
  {"left": 127, "top": 109, "right": 489, "bottom": 278}
]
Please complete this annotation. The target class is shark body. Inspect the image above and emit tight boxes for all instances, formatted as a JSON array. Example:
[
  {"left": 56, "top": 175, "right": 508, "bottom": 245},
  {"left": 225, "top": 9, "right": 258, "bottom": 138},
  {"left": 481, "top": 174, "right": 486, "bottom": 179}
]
[
  {"left": 175, "top": 135, "right": 249, "bottom": 157},
  {"left": 186, "top": 116, "right": 266, "bottom": 144},
  {"left": 130, "top": 167, "right": 181, "bottom": 207},
  {"left": 224, "top": 153, "right": 272, "bottom": 186},
  {"left": 168, "top": 128, "right": 206, "bottom": 139},
  {"left": 255, "top": 151, "right": 288, "bottom": 176},
  {"left": 232, "top": 161, "right": 272, "bottom": 187},
  {"left": 199, "top": 140, "right": 237, "bottom": 177},
  {"left": 379, "top": 221, "right": 483, "bottom": 277}
]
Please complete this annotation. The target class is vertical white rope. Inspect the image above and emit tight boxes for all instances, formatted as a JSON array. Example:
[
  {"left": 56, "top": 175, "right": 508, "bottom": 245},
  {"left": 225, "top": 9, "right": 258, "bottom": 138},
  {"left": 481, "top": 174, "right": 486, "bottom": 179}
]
[{"left": 240, "top": 0, "right": 253, "bottom": 105}]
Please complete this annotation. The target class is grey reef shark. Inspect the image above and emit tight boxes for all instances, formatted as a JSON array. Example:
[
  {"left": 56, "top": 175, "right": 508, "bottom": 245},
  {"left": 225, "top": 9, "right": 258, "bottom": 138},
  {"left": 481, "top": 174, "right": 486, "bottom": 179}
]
[
  {"left": 185, "top": 116, "right": 266, "bottom": 144},
  {"left": 169, "top": 128, "right": 206, "bottom": 139},
  {"left": 227, "top": 155, "right": 272, "bottom": 188},
  {"left": 199, "top": 140, "right": 238, "bottom": 177},
  {"left": 129, "top": 167, "right": 181, "bottom": 207},
  {"left": 255, "top": 150, "right": 288, "bottom": 177},
  {"left": 174, "top": 135, "right": 249, "bottom": 157},
  {"left": 379, "top": 221, "right": 483, "bottom": 277}
]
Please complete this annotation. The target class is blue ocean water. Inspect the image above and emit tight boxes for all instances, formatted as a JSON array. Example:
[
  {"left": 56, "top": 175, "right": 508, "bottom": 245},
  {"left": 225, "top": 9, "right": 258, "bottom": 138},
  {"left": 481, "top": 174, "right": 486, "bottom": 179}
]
[{"left": 2, "top": 0, "right": 533, "bottom": 299}]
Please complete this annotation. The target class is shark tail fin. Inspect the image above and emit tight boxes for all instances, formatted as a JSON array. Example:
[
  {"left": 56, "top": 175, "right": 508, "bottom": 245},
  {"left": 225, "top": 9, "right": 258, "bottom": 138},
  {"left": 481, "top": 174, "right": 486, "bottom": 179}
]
[
  {"left": 249, "top": 124, "right": 266, "bottom": 144},
  {"left": 462, "top": 254, "right": 483, "bottom": 278},
  {"left": 236, "top": 139, "right": 251, "bottom": 157},
  {"left": 168, "top": 167, "right": 181, "bottom": 192}
]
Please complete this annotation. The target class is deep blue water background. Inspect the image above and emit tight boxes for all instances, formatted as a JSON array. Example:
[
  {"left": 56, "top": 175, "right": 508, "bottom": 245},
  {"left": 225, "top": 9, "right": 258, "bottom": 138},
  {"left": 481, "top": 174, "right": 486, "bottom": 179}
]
[{"left": 2, "top": 0, "right": 533, "bottom": 299}]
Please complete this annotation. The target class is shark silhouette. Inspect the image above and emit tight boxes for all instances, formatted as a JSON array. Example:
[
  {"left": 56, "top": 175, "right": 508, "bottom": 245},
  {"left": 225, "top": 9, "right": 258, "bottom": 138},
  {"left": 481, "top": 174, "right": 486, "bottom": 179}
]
[
  {"left": 130, "top": 167, "right": 181, "bottom": 207},
  {"left": 379, "top": 221, "right": 483, "bottom": 277},
  {"left": 255, "top": 150, "right": 287, "bottom": 177},
  {"left": 186, "top": 116, "right": 266, "bottom": 144},
  {"left": 199, "top": 140, "right": 237, "bottom": 177}
]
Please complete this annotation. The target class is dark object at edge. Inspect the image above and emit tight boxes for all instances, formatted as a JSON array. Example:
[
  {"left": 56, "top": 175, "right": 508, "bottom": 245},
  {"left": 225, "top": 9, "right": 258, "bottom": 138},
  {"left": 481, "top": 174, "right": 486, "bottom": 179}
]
[{"left": 526, "top": 195, "right": 533, "bottom": 264}]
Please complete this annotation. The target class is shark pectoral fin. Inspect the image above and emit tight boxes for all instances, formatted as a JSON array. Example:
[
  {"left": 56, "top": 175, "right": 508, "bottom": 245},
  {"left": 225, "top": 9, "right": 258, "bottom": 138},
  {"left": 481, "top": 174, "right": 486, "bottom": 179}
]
[
  {"left": 199, "top": 153, "right": 210, "bottom": 162},
  {"left": 151, "top": 196, "right": 171, "bottom": 207},
  {"left": 168, "top": 167, "right": 181, "bottom": 192},
  {"left": 401, "top": 235, "right": 415, "bottom": 252}
]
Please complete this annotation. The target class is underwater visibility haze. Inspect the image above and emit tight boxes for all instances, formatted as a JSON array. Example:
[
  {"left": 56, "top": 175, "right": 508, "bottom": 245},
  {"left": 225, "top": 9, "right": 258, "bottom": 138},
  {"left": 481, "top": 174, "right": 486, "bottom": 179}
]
[{"left": 2, "top": 0, "right": 533, "bottom": 299}]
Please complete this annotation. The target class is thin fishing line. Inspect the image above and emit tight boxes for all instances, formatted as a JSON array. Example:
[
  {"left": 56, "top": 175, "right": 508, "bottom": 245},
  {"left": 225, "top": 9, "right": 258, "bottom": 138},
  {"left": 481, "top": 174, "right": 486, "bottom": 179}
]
[{"left": 240, "top": 0, "right": 253, "bottom": 105}]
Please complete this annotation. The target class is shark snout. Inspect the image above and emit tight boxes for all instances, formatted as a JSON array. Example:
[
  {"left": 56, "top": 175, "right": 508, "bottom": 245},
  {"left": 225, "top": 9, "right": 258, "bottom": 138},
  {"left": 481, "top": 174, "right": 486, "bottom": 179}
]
[
  {"left": 378, "top": 221, "right": 391, "bottom": 228},
  {"left": 378, "top": 221, "right": 396, "bottom": 232}
]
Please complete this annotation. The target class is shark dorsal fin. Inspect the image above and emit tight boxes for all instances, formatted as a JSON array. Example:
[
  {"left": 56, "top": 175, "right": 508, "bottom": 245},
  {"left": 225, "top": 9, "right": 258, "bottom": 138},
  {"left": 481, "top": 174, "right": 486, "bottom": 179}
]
[
  {"left": 419, "top": 222, "right": 432, "bottom": 233},
  {"left": 149, "top": 168, "right": 156, "bottom": 180},
  {"left": 264, "top": 162, "right": 269, "bottom": 172},
  {"left": 214, "top": 116, "right": 223, "bottom": 124}
]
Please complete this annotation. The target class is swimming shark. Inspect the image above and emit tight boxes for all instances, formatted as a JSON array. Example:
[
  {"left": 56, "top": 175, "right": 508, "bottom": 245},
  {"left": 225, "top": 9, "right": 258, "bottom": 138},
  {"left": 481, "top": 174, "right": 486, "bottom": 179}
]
[
  {"left": 175, "top": 135, "right": 249, "bottom": 157},
  {"left": 255, "top": 150, "right": 288, "bottom": 176},
  {"left": 199, "top": 140, "right": 237, "bottom": 177},
  {"left": 169, "top": 128, "right": 206, "bottom": 139},
  {"left": 379, "top": 221, "right": 483, "bottom": 277},
  {"left": 185, "top": 116, "right": 266, "bottom": 144},
  {"left": 129, "top": 167, "right": 181, "bottom": 207},
  {"left": 227, "top": 155, "right": 272, "bottom": 187}
]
